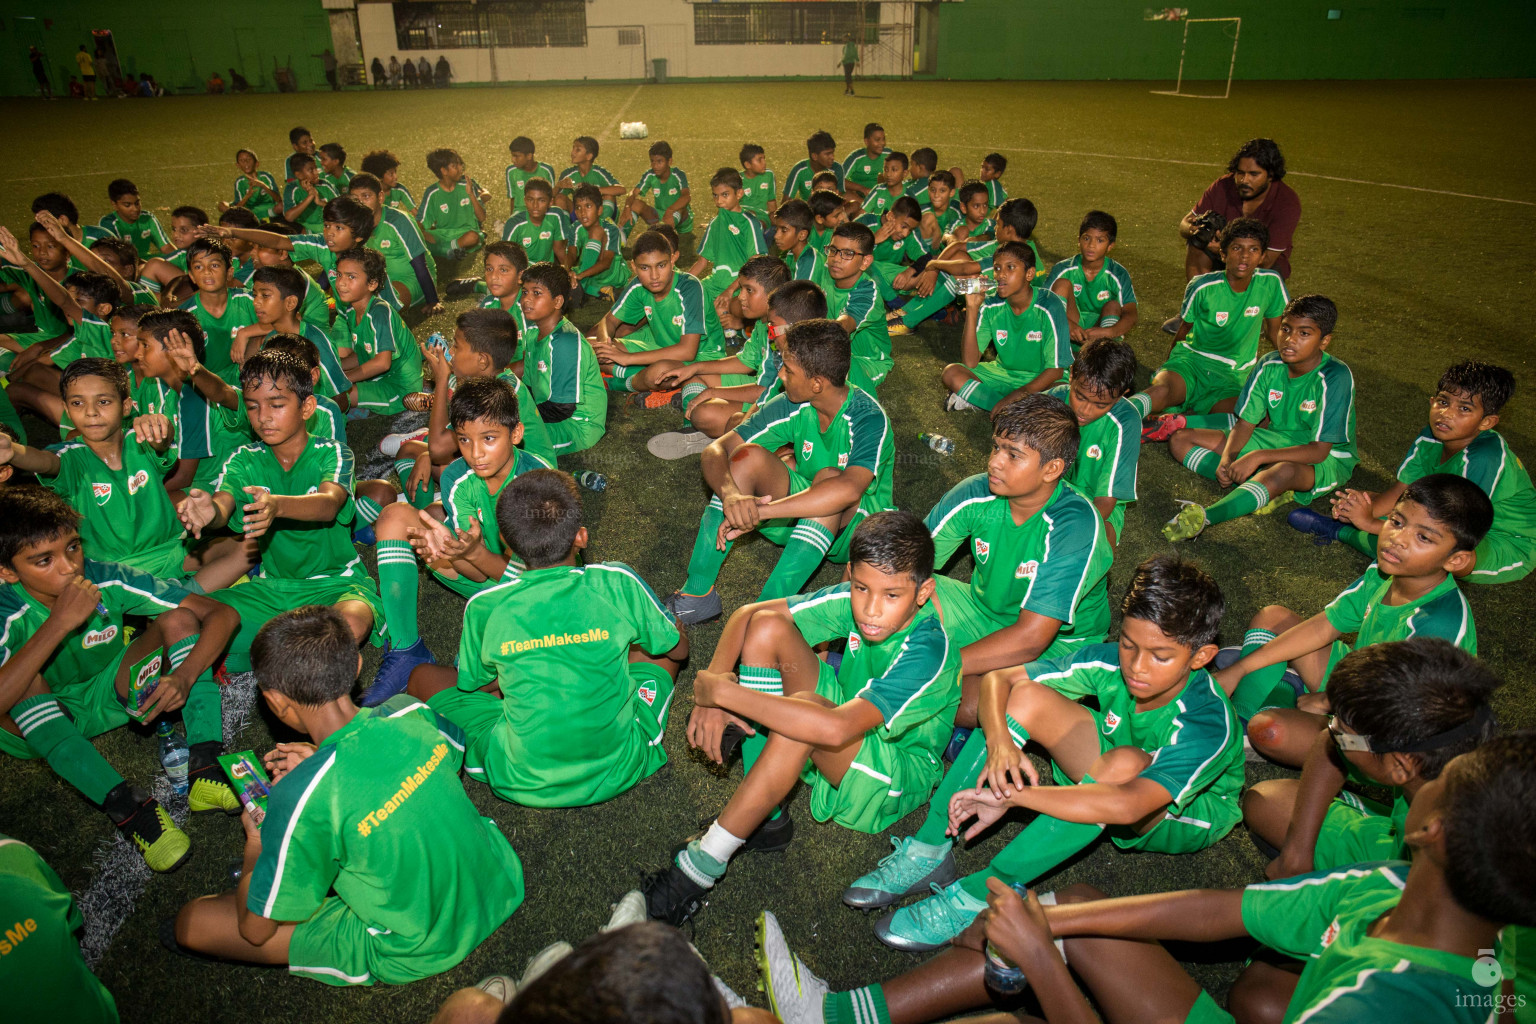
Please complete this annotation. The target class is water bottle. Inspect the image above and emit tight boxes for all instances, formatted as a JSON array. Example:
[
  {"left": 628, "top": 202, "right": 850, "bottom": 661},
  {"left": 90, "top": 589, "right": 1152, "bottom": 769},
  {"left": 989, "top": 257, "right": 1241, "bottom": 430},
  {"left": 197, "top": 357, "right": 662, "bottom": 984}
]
[
  {"left": 919, "top": 432, "right": 955, "bottom": 455},
  {"left": 157, "top": 721, "right": 189, "bottom": 796},
  {"left": 576, "top": 470, "right": 608, "bottom": 492},
  {"left": 425, "top": 330, "right": 449, "bottom": 352},
  {"left": 982, "top": 882, "right": 1033, "bottom": 995}
]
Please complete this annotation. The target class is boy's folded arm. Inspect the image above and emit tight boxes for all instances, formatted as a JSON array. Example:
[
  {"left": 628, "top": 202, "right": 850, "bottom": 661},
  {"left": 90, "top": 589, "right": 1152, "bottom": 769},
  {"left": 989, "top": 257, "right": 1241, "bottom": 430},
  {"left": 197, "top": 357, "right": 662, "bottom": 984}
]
[
  {"left": 344, "top": 350, "right": 392, "bottom": 383},
  {"left": 1010, "top": 775, "right": 1172, "bottom": 827},
  {"left": 1230, "top": 611, "right": 1340, "bottom": 678},
  {"left": 928, "top": 257, "right": 980, "bottom": 277},
  {"left": 1044, "top": 887, "right": 1248, "bottom": 944},
  {"left": 623, "top": 333, "right": 701, "bottom": 366},
  {"left": 717, "top": 684, "right": 885, "bottom": 748},
  {"left": 268, "top": 481, "right": 348, "bottom": 522},
  {"left": 762, "top": 466, "right": 871, "bottom": 521},
  {"left": 961, "top": 611, "right": 1064, "bottom": 677}
]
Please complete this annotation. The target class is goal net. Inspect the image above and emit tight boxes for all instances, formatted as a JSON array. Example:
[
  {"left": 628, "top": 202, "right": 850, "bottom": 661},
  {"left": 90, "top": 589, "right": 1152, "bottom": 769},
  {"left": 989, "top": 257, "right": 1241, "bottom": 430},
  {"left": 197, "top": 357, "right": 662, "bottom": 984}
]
[{"left": 1151, "top": 17, "right": 1241, "bottom": 99}]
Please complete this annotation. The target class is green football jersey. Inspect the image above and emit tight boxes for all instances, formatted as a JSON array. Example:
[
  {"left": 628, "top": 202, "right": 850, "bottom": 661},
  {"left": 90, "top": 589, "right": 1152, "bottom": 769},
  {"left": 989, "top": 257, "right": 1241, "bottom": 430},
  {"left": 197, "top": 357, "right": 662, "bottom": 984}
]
[
  {"left": 856, "top": 214, "right": 926, "bottom": 266},
  {"left": 293, "top": 265, "right": 331, "bottom": 329},
  {"left": 179, "top": 291, "right": 259, "bottom": 382},
  {"left": 738, "top": 319, "right": 783, "bottom": 396},
  {"left": 811, "top": 264, "right": 890, "bottom": 388},
  {"left": 416, "top": 179, "right": 484, "bottom": 239},
  {"left": 319, "top": 165, "right": 354, "bottom": 195},
  {"left": 557, "top": 163, "right": 621, "bottom": 217},
  {"left": 736, "top": 386, "right": 894, "bottom": 518},
  {"left": 385, "top": 184, "right": 416, "bottom": 214},
  {"left": 130, "top": 370, "right": 174, "bottom": 418},
  {"left": 439, "top": 447, "right": 552, "bottom": 562},
  {"left": 525, "top": 317, "right": 607, "bottom": 425},
  {"left": 699, "top": 208, "right": 768, "bottom": 276},
  {"left": 441, "top": 365, "right": 554, "bottom": 465},
  {"left": 1398, "top": 428, "right": 1536, "bottom": 552},
  {"left": 927, "top": 477, "right": 1113, "bottom": 641},
  {"left": 212, "top": 435, "right": 365, "bottom": 582},
  {"left": 456, "top": 562, "right": 681, "bottom": 806},
  {"left": 611, "top": 271, "right": 710, "bottom": 359},
  {"left": 0, "top": 836, "right": 118, "bottom": 1023},
  {"left": 331, "top": 296, "right": 423, "bottom": 396},
  {"left": 783, "top": 160, "right": 845, "bottom": 202},
  {"left": 42, "top": 430, "right": 181, "bottom": 575},
  {"left": 281, "top": 180, "right": 339, "bottom": 234},
  {"left": 504, "top": 160, "right": 556, "bottom": 212},
  {"left": 1178, "top": 268, "right": 1289, "bottom": 374},
  {"left": 374, "top": 206, "right": 436, "bottom": 295},
  {"left": 1047, "top": 384, "right": 1141, "bottom": 504},
  {"left": 47, "top": 314, "right": 113, "bottom": 365},
  {"left": 247, "top": 695, "right": 523, "bottom": 986},
  {"left": 572, "top": 218, "right": 628, "bottom": 291},
  {"left": 1324, "top": 565, "right": 1476, "bottom": 665},
  {"left": 905, "top": 177, "right": 931, "bottom": 205},
  {"left": 0, "top": 267, "right": 68, "bottom": 339},
  {"left": 860, "top": 185, "right": 907, "bottom": 218},
  {"left": 926, "top": 203, "right": 964, "bottom": 241},
  {"left": 1027, "top": 645, "right": 1242, "bottom": 838},
  {"left": 1242, "top": 862, "right": 1500, "bottom": 1023},
  {"left": 635, "top": 167, "right": 693, "bottom": 232},
  {"left": 233, "top": 171, "right": 280, "bottom": 220},
  {"left": 842, "top": 147, "right": 892, "bottom": 192},
  {"left": 477, "top": 293, "right": 532, "bottom": 357},
  {"left": 741, "top": 170, "right": 777, "bottom": 219},
  {"left": 263, "top": 323, "right": 349, "bottom": 399},
  {"left": 97, "top": 210, "right": 169, "bottom": 258},
  {"left": 501, "top": 208, "right": 573, "bottom": 264},
  {"left": 1045, "top": 255, "right": 1137, "bottom": 330},
  {"left": 307, "top": 394, "right": 345, "bottom": 446},
  {"left": 0, "top": 558, "right": 185, "bottom": 694},
  {"left": 975, "top": 288, "right": 1071, "bottom": 376},
  {"left": 1237, "top": 352, "right": 1358, "bottom": 457},
  {"left": 173, "top": 382, "right": 250, "bottom": 472}
]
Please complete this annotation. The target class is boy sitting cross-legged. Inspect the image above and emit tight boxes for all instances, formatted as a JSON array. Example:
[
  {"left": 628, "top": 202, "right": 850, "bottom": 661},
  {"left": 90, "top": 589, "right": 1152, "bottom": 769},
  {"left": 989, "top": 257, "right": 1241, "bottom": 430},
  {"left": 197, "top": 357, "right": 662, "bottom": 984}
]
[
  {"left": 554, "top": 135, "right": 625, "bottom": 218},
  {"left": 623, "top": 140, "right": 694, "bottom": 234},
  {"left": 417, "top": 147, "right": 492, "bottom": 262},
  {"left": 784, "top": 130, "right": 846, "bottom": 203},
  {"left": 665, "top": 318, "right": 894, "bottom": 624},
  {"left": 345, "top": 171, "right": 441, "bottom": 312},
  {"left": 687, "top": 168, "right": 769, "bottom": 360},
  {"left": 169, "top": 605, "right": 525, "bottom": 986},
  {"left": 889, "top": 197, "right": 1041, "bottom": 337},
  {"left": 847, "top": 555, "right": 1240, "bottom": 953},
  {"left": 565, "top": 183, "right": 629, "bottom": 305},
  {"left": 642, "top": 510, "right": 961, "bottom": 925},
  {"left": 331, "top": 247, "right": 425, "bottom": 417},
  {"left": 591, "top": 230, "right": 707, "bottom": 403},
  {"left": 1214, "top": 473, "right": 1488, "bottom": 766},
  {"left": 1046, "top": 209, "right": 1140, "bottom": 346},
  {"left": 406, "top": 468, "right": 688, "bottom": 807},
  {"left": 0, "top": 486, "right": 241, "bottom": 871},
  {"left": 498, "top": 178, "right": 571, "bottom": 268},
  {"left": 1047, "top": 338, "right": 1143, "bottom": 549},
  {"left": 280, "top": 154, "right": 339, "bottom": 235},
  {"left": 503, "top": 135, "right": 555, "bottom": 216},
  {"left": 739, "top": 142, "right": 778, "bottom": 226},
  {"left": 812, "top": 221, "right": 892, "bottom": 394},
  {"left": 1162, "top": 293, "right": 1356, "bottom": 541},
  {"left": 518, "top": 261, "right": 606, "bottom": 458}
]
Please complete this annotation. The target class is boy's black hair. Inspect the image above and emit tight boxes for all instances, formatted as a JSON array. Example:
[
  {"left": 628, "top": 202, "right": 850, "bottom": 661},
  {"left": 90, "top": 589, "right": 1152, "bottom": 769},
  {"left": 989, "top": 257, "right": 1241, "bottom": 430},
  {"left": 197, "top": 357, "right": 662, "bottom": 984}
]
[
  {"left": 59, "top": 357, "right": 129, "bottom": 402},
  {"left": 252, "top": 605, "right": 358, "bottom": 706},
  {"left": 768, "top": 280, "right": 828, "bottom": 324},
  {"left": 957, "top": 181, "right": 988, "bottom": 206},
  {"left": 523, "top": 177, "right": 553, "bottom": 199},
  {"left": 710, "top": 167, "right": 744, "bottom": 191},
  {"left": 1079, "top": 209, "right": 1117, "bottom": 241},
  {"left": 261, "top": 219, "right": 302, "bottom": 237},
  {"left": 1072, "top": 338, "right": 1139, "bottom": 398},
  {"left": 425, "top": 148, "right": 462, "bottom": 176},
  {"left": 1440, "top": 730, "right": 1536, "bottom": 928},
  {"left": 184, "top": 237, "right": 232, "bottom": 270},
  {"left": 1119, "top": 555, "right": 1224, "bottom": 651},
  {"left": 508, "top": 135, "right": 535, "bottom": 154},
  {"left": 260, "top": 332, "right": 321, "bottom": 371},
  {"left": 983, "top": 152, "right": 1008, "bottom": 174},
  {"left": 335, "top": 246, "right": 387, "bottom": 289},
  {"left": 138, "top": 309, "right": 206, "bottom": 362},
  {"left": 884, "top": 150, "right": 909, "bottom": 171},
  {"left": 322, "top": 196, "right": 375, "bottom": 242},
  {"left": 891, "top": 196, "right": 923, "bottom": 222},
  {"left": 832, "top": 221, "right": 875, "bottom": 256},
  {"left": 928, "top": 169, "right": 956, "bottom": 191},
  {"left": 774, "top": 199, "right": 815, "bottom": 234},
  {"left": 996, "top": 197, "right": 1038, "bottom": 240},
  {"left": 648, "top": 140, "right": 673, "bottom": 160},
  {"left": 909, "top": 147, "right": 937, "bottom": 172},
  {"left": 807, "top": 189, "right": 844, "bottom": 220},
  {"left": 346, "top": 172, "right": 383, "bottom": 195},
  {"left": 111, "top": 302, "right": 157, "bottom": 327},
  {"left": 497, "top": 468, "right": 582, "bottom": 569},
  {"left": 1437, "top": 360, "right": 1516, "bottom": 416},
  {"left": 991, "top": 393, "right": 1080, "bottom": 472},
  {"left": 251, "top": 265, "right": 308, "bottom": 306},
  {"left": 359, "top": 149, "right": 400, "bottom": 178},
  {"left": 289, "top": 152, "right": 317, "bottom": 174},
  {"left": 573, "top": 135, "right": 600, "bottom": 159},
  {"left": 632, "top": 230, "right": 673, "bottom": 260},
  {"left": 571, "top": 183, "right": 604, "bottom": 210},
  {"left": 1220, "top": 217, "right": 1269, "bottom": 253},
  {"left": 863, "top": 122, "right": 884, "bottom": 139},
  {"left": 64, "top": 272, "right": 119, "bottom": 315},
  {"left": 740, "top": 254, "right": 791, "bottom": 293},
  {"left": 996, "top": 241, "right": 1037, "bottom": 272},
  {"left": 811, "top": 171, "right": 841, "bottom": 191},
  {"left": 1228, "top": 138, "right": 1286, "bottom": 181},
  {"left": 784, "top": 318, "right": 850, "bottom": 388},
  {"left": 171, "top": 205, "right": 209, "bottom": 227},
  {"left": 89, "top": 236, "right": 139, "bottom": 270},
  {"left": 240, "top": 348, "right": 313, "bottom": 400},
  {"left": 483, "top": 240, "right": 529, "bottom": 276},
  {"left": 319, "top": 142, "right": 346, "bottom": 164},
  {"left": 235, "top": 147, "right": 258, "bottom": 162},
  {"left": 0, "top": 486, "right": 81, "bottom": 568},
  {"left": 1284, "top": 294, "right": 1338, "bottom": 337},
  {"left": 456, "top": 307, "right": 519, "bottom": 370},
  {"left": 503, "top": 922, "right": 728, "bottom": 1024},
  {"left": 806, "top": 130, "right": 836, "bottom": 155},
  {"left": 1400, "top": 474, "right": 1494, "bottom": 554},
  {"left": 288, "top": 126, "right": 312, "bottom": 145},
  {"left": 31, "top": 192, "right": 80, "bottom": 225},
  {"left": 739, "top": 143, "right": 765, "bottom": 165},
  {"left": 848, "top": 510, "right": 934, "bottom": 584},
  {"left": 107, "top": 178, "right": 138, "bottom": 201},
  {"left": 449, "top": 375, "right": 520, "bottom": 433},
  {"left": 1329, "top": 638, "right": 1501, "bottom": 781},
  {"left": 521, "top": 261, "right": 571, "bottom": 312},
  {"left": 218, "top": 206, "right": 259, "bottom": 230},
  {"left": 653, "top": 222, "right": 681, "bottom": 254}
]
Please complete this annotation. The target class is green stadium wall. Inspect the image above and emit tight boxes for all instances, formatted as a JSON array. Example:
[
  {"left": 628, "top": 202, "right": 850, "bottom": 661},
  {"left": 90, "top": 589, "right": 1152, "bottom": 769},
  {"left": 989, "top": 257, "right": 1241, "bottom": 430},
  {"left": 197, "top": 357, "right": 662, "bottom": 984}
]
[
  {"left": 928, "top": 0, "right": 1536, "bottom": 81},
  {"left": 0, "top": 1, "right": 333, "bottom": 97}
]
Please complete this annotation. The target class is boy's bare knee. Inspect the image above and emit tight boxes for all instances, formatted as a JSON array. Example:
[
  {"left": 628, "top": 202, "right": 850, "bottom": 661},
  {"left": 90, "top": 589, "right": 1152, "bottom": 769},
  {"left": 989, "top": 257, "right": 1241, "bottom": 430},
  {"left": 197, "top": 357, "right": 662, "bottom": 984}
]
[
  {"left": 1250, "top": 605, "right": 1296, "bottom": 632},
  {"left": 1052, "top": 882, "right": 1109, "bottom": 904},
  {"left": 376, "top": 500, "right": 418, "bottom": 533},
  {"left": 156, "top": 606, "right": 199, "bottom": 641},
  {"left": 1247, "top": 711, "right": 1284, "bottom": 753},
  {"left": 1092, "top": 745, "right": 1152, "bottom": 784}
]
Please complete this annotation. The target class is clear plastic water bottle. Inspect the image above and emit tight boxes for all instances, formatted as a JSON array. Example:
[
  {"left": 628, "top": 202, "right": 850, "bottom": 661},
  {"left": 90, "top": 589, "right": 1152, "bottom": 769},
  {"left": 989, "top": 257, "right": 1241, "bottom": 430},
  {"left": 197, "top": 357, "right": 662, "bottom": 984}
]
[
  {"left": 576, "top": 470, "right": 608, "bottom": 492},
  {"left": 919, "top": 432, "right": 955, "bottom": 455},
  {"left": 982, "top": 882, "right": 1032, "bottom": 995},
  {"left": 424, "top": 331, "right": 449, "bottom": 352},
  {"left": 157, "top": 721, "right": 189, "bottom": 796}
]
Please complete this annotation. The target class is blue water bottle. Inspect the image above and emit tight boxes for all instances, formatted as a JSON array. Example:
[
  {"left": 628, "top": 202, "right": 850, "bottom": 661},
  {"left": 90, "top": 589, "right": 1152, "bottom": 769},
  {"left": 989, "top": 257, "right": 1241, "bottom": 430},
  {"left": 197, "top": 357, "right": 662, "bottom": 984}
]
[{"left": 576, "top": 470, "right": 608, "bottom": 492}]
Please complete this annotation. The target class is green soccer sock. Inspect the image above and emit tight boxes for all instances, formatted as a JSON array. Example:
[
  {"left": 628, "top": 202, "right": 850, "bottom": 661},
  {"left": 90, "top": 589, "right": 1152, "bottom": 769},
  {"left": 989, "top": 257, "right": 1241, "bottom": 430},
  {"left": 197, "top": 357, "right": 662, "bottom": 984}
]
[
  {"left": 1338, "top": 525, "right": 1379, "bottom": 557},
  {"left": 396, "top": 458, "right": 432, "bottom": 509},
  {"left": 356, "top": 495, "right": 383, "bottom": 526},
  {"left": 1183, "top": 413, "right": 1237, "bottom": 431},
  {"left": 168, "top": 634, "right": 221, "bottom": 746},
  {"left": 960, "top": 802, "right": 1105, "bottom": 900},
  {"left": 738, "top": 664, "right": 785, "bottom": 820},
  {"left": 1230, "top": 627, "right": 1292, "bottom": 720},
  {"left": 12, "top": 694, "right": 124, "bottom": 805},
  {"left": 759, "top": 521, "right": 834, "bottom": 600},
  {"left": 913, "top": 724, "right": 997, "bottom": 845},
  {"left": 376, "top": 539, "right": 421, "bottom": 648},
  {"left": 1205, "top": 480, "right": 1271, "bottom": 526},
  {"left": 1181, "top": 445, "right": 1221, "bottom": 480},
  {"left": 682, "top": 497, "right": 732, "bottom": 596},
  {"left": 681, "top": 380, "right": 708, "bottom": 408},
  {"left": 825, "top": 986, "right": 891, "bottom": 1024},
  {"left": 901, "top": 288, "right": 954, "bottom": 329},
  {"left": 957, "top": 377, "right": 1005, "bottom": 412},
  {"left": 1127, "top": 392, "right": 1152, "bottom": 418}
]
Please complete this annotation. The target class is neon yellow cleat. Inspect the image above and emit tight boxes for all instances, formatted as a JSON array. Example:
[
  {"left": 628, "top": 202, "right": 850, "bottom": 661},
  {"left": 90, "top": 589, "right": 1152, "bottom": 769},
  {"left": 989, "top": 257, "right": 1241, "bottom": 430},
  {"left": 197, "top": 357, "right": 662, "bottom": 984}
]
[
  {"left": 119, "top": 800, "right": 192, "bottom": 873},
  {"left": 189, "top": 775, "right": 242, "bottom": 814},
  {"left": 1255, "top": 490, "right": 1294, "bottom": 516},
  {"left": 1162, "top": 501, "right": 1208, "bottom": 543}
]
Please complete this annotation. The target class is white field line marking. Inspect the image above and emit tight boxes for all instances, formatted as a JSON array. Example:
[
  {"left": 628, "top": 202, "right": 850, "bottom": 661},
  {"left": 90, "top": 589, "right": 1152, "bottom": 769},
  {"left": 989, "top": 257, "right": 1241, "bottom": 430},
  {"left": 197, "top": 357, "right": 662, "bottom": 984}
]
[
  {"left": 597, "top": 83, "right": 645, "bottom": 144},
  {"left": 3, "top": 162, "right": 227, "bottom": 184}
]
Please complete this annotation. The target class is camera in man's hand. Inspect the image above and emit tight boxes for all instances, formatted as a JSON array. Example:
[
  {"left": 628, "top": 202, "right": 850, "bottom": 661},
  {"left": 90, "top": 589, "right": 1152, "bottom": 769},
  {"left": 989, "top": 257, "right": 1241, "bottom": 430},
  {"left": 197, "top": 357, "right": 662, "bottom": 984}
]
[{"left": 1188, "top": 210, "right": 1227, "bottom": 252}]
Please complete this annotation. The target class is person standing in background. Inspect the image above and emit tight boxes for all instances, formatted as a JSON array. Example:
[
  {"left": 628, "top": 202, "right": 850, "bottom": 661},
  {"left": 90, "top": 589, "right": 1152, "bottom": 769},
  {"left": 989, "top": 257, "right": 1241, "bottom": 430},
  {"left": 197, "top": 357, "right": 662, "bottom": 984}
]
[
  {"left": 840, "top": 34, "right": 859, "bottom": 95},
  {"left": 28, "top": 46, "right": 51, "bottom": 98},
  {"left": 74, "top": 44, "right": 96, "bottom": 100}
]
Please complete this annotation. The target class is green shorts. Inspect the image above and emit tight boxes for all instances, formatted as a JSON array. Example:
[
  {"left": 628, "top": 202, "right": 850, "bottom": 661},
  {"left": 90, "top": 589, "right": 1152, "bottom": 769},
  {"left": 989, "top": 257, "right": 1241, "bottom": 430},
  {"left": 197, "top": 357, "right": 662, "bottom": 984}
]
[
  {"left": 849, "top": 355, "right": 889, "bottom": 395},
  {"left": 355, "top": 377, "right": 407, "bottom": 415},
  {"left": 425, "top": 233, "right": 482, "bottom": 263},
  {"left": 0, "top": 649, "right": 132, "bottom": 760},
  {"left": 287, "top": 896, "right": 378, "bottom": 987},
  {"left": 544, "top": 413, "right": 604, "bottom": 455},
  {"left": 970, "top": 360, "right": 1037, "bottom": 394},
  {"left": 1240, "top": 427, "right": 1356, "bottom": 504},
  {"left": 1105, "top": 500, "right": 1128, "bottom": 542},
  {"left": 430, "top": 566, "right": 498, "bottom": 600},
  {"left": 212, "top": 574, "right": 384, "bottom": 672},
  {"left": 1158, "top": 351, "right": 1246, "bottom": 415},
  {"left": 931, "top": 575, "right": 1101, "bottom": 656},
  {"left": 756, "top": 464, "right": 871, "bottom": 564},
  {"left": 127, "top": 537, "right": 192, "bottom": 582},
  {"left": 802, "top": 659, "right": 943, "bottom": 833},
  {"left": 1185, "top": 988, "right": 1236, "bottom": 1024},
  {"left": 1312, "top": 791, "right": 1399, "bottom": 870},
  {"left": 1467, "top": 528, "right": 1535, "bottom": 585}
]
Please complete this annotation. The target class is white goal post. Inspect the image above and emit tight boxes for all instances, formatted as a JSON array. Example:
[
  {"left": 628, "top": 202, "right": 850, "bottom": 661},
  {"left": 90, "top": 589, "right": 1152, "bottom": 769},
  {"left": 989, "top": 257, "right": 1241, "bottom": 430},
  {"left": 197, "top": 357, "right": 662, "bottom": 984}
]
[{"left": 1151, "top": 17, "right": 1241, "bottom": 99}]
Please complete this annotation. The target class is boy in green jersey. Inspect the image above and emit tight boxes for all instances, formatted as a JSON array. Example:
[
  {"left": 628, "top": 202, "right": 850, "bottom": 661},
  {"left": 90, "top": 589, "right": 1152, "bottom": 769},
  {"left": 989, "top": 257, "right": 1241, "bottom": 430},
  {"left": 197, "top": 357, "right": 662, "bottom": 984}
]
[
  {"left": 857, "top": 197, "right": 927, "bottom": 304},
  {"left": 97, "top": 178, "right": 172, "bottom": 257},
  {"left": 316, "top": 142, "right": 353, "bottom": 194},
  {"left": 0, "top": 221, "right": 71, "bottom": 351},
  {"left": 591, "top": 231, "right": 707, "bottom": 398},
  {"left": 281, "top": 154, "right": 339, "bottom": 235},
  {"left": 1048, "top": 209, "right": 1140, "bottom": 344},
  {"left": 503, "top": 135, "right": 555, "bottom": 215},
  {"left": 359, "top": 149, "right": 416, "bottom": 212},
  {"left": 171, "top": 605, "right": 524, "bottom": 985},
  {"left": 841, "top": 122, "right": 892, "bottom": 200},
  {"left": 916, "top": 170, "right": 963, "bottom": 250},
  {"left": 223, "top": 148, "right": 281, "bottom": 221},
  {"left": 783, "top": 130, "right": 845, "bottom": 203},
  {"left": 622, "top": 140, "right": 694, "bottom": 234},
  {"left": 1296, "top": 360, "right": 1536, "bottom": 586},
  {"left": 283, "top": 125, "right": 315, "bottom": 182},
  {"left": 739, "top": 142, "right": 778, "bottom": 225},
  {"left": 233, "top": 266, "right": 350, "bottom": 403},
  {"left": 359, "top": 377, "right": 553, "bottom": 702},
  {"left": 976, "top": 152, "right": 1009, "bottom": 209},
  {"left": 518, "top": 262, "right": 605, "bottom": 457},
  {"left": 469, "top": 240, "right": 533, "bottom": 346},
  {"left": 0, "top": 486, "right": 241, "bottom": 871},
  {"left": 331, "top": 248, "right": 424, "bottom": 416},
  {"left": 177, "top": 350, "right": 384, "bottom": 673},
  {"left": 772, "top": 200, "right": 820, "bottom": 281},
  {"left": 806, "top": 189, "right": 848, "bottom": 253},
  {"left": 238, "top": 223, "right": 331, "bottom": 330},
  {"left": 851, "top": 555, "right": 1237, "bottom": 952},
  {"left": 921, "top": 395, "right": 1113, "bottom": 728},
  {"left": 499, "top": 178, "right": 571, "bottom": 267},
  {"left": 1216, "top": 474, "right": 1487, "bottom": 763},
  {"left": 106, "top": 302, "right": 170, "bottom": 418},
  {"left": 554, "top": 135, "right": 625, "bottom": 219},
  {"left": 948, "top": 182, "right": 993, "bottom": 244},
  {"left": 685, "top": 168, "right": 769, "bottom": 367},
  {"left": 905, "top": 147, "right": 937, "bottom": 204},
  {"left": 406, "top": 468, "right": 687, "bottom": 808},
  {"left": 644, "top": 511, "right": 960, "bottom": 925},
  {"left": 346, "top": 172, "right": 441, "bottom": 311},
  {"left": 176, "top": 238, "right": 259, "bottom": 383},
  {"left": 666, "top": 319, "right": 894, "bottom": 624},
  {"left": 1163, "top": 294, "right": 1356, "bottom": 541},
  {"left": 257, "top": 333, "right": 348, "bottom": 445},
  {"left": 1135, "top": 217, "right": 1288, "bottom": 421},
  {"left": 417, "top": 147, "right": 491, "bottom": 262},
  {"left": 943, "top": 242, "right": 1070, "bottom": 413},
  {"left": 812, "top": 221, "right": 892, "bottom": 393},
  {"left": 565, "top": 183, "right": 629, "bottom": 303},
  {"left": 889, "top": 197, "right": 1042, "bottom": 335},
  {"left": 1048, "top": 338, "right": 1142, "bottom": 548}
]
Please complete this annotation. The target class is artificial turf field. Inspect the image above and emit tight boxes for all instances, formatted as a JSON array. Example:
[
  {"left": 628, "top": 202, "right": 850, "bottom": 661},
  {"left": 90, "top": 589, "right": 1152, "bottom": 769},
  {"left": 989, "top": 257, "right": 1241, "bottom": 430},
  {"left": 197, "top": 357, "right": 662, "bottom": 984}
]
[{"left": 0, "top": 78, "right": 1532, "bottom": 1022}]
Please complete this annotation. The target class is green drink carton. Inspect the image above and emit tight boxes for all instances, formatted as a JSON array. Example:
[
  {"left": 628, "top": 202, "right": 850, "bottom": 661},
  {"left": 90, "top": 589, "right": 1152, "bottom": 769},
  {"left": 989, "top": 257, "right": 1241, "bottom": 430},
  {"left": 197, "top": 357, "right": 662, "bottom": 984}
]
[
  {"left": 126, "top": 650, "right": 163, "bottom": 720},
  {"left": 218, "top": 750, "right": 273, "bottom": 825}
]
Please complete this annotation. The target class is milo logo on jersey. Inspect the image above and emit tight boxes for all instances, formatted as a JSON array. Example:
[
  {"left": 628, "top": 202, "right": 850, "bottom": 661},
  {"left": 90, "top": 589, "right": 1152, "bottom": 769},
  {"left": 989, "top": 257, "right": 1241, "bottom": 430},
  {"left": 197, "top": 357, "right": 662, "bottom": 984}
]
[
  {"left": 128, "top": 470, "right": 150, "bottom": 495},
  {"left": 1096, "top": 290, "right": 1110, "bottom": 301},
  {"left": 1026, "top": 331, "right": 1043, "bottom": 342},
  {"left": 1300, "top": 400, "right": 1317, "bottom": 413},
  {"left": 83, "top": 624, "right": 119, "bottom": 649},
  {"left": 1320, "top": 917, "right": 1341, "bottom": 949},
  {"left": 1015, "top": 559, "right": 1038, "bottom": 580},
  {"left": 1086, "top": 445, "right": 1103, "bottom": 460},
  {"left": 92, "top": 482, "right": 112, "bottom": 506}
]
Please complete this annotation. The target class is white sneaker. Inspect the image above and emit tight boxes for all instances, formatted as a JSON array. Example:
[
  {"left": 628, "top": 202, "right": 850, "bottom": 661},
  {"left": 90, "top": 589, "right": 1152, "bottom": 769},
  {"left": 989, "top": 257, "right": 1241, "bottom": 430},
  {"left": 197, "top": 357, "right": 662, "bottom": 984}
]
[
  {"left": 518, "top": 940, "right": 574, "bottom": 989},
  {"left": 378, "top": 429, "right": 427, "bottom": 458},
  {"left": 647, "top": 429, "right": 714, "bottom": 460},
  {"left": 474, "top": 974, "right": 518, "bottom": 1004},
  {"left": 714, "top": 975, "right": 749, "bottom": 1009},
  {"left": 602, "top": 890, "right": 647, "bottom": 932},
  {"left": 756, "top": 910, "right": 827, "bottom": 1024},
  {"left": 946, "top": 392, "right": 978, "bottom": 412}
]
